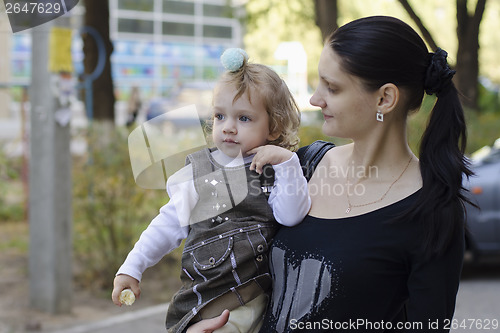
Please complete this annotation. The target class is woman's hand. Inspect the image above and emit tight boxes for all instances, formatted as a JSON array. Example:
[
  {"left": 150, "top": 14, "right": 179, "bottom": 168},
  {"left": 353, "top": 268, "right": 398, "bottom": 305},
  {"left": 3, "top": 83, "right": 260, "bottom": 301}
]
[
  {"left": 111, "top": 274, "right": 140, "bottom": 306},
  {"left": 248, "top": 145, "right": 293, "bottom": 174},
  {"left": 186, "top": 310, "right": 230, "bottom": 333}
]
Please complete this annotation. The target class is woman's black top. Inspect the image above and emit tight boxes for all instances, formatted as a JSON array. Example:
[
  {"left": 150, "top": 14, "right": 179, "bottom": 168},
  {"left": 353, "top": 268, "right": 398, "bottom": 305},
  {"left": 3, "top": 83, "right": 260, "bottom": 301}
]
[{"left": 259, "top": 190, "right": 464, "bottom": 332}]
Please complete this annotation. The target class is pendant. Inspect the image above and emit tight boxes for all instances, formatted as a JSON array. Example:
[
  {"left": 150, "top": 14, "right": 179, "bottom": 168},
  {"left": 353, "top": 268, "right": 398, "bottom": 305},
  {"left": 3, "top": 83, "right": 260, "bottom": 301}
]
[{"left": 346, "top": 206, "right": 351, "bottom": 214}]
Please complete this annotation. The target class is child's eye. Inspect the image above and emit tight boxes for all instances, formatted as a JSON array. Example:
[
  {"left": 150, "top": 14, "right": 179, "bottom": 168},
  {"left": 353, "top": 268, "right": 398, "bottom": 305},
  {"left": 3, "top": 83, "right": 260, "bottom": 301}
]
[
  {"left": 239, "top": 115, "right": 250, "bottom": 122},
  {"left": 214, "top": 113, "right": 224, "bottom": 120}
]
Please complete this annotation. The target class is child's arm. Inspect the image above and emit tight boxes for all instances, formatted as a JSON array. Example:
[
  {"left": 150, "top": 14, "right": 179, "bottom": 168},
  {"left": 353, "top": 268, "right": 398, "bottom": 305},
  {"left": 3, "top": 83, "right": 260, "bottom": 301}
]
[
  {"left": 248, "top": 145, "right": 293, "bottom": 174},
  {"left": 112, "top": 165, "right": 197, "bottom": 305},
  {"left": 248, "top": 145, "right": 311, "bottom": 227}
]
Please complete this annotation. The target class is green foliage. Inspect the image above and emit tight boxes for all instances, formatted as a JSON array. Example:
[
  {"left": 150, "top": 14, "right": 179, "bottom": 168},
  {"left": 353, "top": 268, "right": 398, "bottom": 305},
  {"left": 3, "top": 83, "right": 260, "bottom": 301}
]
[
  {"left": 72, "top": 125, "right": 174, "bottom": 289},
  {"left": 0, "top": 202, "right": 24, "bottom": 223},
  {"left": 299, "top": 124, "right": 351, "bottom": 148},
  {"left": 406, "top": 95, "right": 436, "bottom": 155},
  {"left": 0, "top": 230, "right": 28, "bottom": 253},
  {"left": 465, "top": 110, "right": 500, "bottom": 153},
  {"left": 0, "top": 147, "right": 24, "bottom": 222},
  {"left": 407, "top": 93, "right": 500, "bottom": 155},
  {"left": 478, "top": 81, "right": 500, "bottom": 114},
  {"left": 0, "top": 221, "right": 28, "bottom": 255}
]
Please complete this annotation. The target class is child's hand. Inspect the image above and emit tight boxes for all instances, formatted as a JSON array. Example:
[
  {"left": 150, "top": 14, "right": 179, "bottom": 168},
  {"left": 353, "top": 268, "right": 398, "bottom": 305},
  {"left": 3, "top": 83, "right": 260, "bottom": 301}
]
[
  {"left": 111, "top": 274, "right": 141, "bottom": 307},
  {"left": 248, "top": 145, "right": 293, "bottom": 174}
]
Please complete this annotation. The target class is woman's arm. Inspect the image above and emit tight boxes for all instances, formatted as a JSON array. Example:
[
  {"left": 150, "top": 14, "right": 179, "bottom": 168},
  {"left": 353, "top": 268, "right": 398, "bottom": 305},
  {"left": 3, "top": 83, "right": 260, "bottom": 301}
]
[
  {"left": 186, "top": 310, "right": 230, "bottom": 333},
  {"left": 405, "top": 226, "right": 465, "bottom": 332}
]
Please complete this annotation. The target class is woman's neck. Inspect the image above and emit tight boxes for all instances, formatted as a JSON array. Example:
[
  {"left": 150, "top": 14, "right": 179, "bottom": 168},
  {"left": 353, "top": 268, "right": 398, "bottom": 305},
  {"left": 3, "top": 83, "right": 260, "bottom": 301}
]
[{"left": 346, "top": 119, "right": 415, "bottom": 180}]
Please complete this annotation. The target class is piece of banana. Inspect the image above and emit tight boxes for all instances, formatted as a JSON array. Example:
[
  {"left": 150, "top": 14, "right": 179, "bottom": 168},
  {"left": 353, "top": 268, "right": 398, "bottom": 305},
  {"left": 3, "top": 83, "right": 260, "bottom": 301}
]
[{"left": 119, "top": 289, "right": 136, "bottom": 306}]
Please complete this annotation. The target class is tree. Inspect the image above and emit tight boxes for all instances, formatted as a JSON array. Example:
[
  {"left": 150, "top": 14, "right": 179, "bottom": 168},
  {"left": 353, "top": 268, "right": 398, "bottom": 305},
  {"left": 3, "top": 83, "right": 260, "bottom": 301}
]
[
  {"left": 82, "top": 0, "right": 115, "bottom": 122},
  {"left": 314, "top": 0, "right": 338, "bottom": 41},
  {"left": 397, "top": 0, "right": 487, "bottom": 110},
  {"left": 397, "top": 0, "right": 438, "bottom": 51},
  {"left": 455, "top": 0, "right": 487, "bottom": 110}
]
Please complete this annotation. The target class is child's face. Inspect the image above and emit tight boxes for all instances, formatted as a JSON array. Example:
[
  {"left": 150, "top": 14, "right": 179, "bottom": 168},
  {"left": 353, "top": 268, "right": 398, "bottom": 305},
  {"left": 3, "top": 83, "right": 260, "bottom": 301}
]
[{"left": 212, "top": 82, "right": 275, "bottom": 158}]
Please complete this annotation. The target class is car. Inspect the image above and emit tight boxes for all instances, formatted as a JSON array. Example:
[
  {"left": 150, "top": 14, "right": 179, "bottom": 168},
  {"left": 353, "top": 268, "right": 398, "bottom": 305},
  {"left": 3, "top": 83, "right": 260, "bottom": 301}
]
[{"left": 464, "top": 139, "right": 500, "bottom": 259}]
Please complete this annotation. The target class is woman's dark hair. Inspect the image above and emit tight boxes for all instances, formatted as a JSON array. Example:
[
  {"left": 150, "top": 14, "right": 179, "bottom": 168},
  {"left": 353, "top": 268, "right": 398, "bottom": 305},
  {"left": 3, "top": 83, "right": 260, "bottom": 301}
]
[{"left": 328, "top": 16, "right": 474, "bottom": 256}]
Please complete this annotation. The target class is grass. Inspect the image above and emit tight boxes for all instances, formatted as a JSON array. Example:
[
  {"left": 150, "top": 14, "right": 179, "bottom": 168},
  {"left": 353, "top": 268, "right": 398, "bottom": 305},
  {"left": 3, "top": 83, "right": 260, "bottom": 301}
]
[{"left": 0, "top": 221, "right": 28, "bottom": 254}]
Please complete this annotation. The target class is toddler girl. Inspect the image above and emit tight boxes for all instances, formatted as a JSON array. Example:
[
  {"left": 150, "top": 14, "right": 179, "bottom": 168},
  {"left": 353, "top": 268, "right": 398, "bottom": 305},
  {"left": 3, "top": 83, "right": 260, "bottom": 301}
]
[{"left": 112, "top": 49, "right": 309, "bottom": 333}]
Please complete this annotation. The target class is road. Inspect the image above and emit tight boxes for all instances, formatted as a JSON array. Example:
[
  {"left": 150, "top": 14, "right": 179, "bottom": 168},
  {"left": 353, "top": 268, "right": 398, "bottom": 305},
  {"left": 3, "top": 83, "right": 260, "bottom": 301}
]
[
  {"left": 453, "top": 261, "right": 500, "bottom": 331},
  {"left": 48, "top": 303, "right": 168, "bottom": 333}
]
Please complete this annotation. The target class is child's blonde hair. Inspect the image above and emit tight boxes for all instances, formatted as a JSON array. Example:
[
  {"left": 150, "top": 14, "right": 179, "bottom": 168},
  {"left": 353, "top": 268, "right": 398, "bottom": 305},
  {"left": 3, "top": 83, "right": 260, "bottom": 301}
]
[{"left": 214, "top": 58, "right": 301, "bottom": 152}]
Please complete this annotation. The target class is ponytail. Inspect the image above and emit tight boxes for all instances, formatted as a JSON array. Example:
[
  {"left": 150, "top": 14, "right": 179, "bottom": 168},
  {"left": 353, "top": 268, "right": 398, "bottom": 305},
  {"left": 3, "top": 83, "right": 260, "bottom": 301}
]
[{"left": 407, "top": 49, "right": 474, "bottom": 256}]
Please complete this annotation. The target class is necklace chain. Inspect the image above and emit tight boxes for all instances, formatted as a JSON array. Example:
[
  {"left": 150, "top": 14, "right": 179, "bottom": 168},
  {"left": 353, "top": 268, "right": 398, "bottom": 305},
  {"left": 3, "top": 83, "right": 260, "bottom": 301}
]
[{"left": 345, "top": 157, "right": 413, "bottom": 214}]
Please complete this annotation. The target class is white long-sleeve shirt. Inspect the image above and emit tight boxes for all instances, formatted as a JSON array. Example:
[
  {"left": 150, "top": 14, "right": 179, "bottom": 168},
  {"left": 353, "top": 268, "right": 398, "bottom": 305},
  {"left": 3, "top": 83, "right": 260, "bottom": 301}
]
[{"left": 117, "top": 150, "right": 310, "bottom": 282}]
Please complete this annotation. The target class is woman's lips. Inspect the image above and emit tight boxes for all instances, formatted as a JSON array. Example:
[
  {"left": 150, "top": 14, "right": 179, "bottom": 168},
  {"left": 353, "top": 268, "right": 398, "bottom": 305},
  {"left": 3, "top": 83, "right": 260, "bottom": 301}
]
[{"left": 322, "top": 112, "right": 333, "bottom": 120}]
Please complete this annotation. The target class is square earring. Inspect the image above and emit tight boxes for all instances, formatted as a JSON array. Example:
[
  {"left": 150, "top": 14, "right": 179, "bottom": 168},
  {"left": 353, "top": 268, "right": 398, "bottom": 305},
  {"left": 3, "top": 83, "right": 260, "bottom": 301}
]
[{"left": 376, "top": 110, "right": 384, "bottom": 122}]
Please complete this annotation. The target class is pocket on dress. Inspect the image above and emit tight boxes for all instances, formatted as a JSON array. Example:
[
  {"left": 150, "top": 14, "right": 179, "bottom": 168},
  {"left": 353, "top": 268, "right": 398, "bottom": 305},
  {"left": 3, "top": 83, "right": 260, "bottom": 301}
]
[{"left": 191, "top": 236, "right": 234, "bottom": 271}]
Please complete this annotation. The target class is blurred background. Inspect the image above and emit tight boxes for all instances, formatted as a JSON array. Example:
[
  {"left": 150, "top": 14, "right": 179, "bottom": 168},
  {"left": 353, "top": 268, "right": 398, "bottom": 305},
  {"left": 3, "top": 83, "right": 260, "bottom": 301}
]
[{"left": 1, "top": 0, "right": 499, "bottom": 332}]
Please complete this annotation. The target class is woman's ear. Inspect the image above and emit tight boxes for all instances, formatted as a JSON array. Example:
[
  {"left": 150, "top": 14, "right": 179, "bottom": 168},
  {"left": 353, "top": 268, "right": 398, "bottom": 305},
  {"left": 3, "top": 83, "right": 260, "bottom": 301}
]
[{"left": 376, "top": 83, "right": 399, "bottom": 116}]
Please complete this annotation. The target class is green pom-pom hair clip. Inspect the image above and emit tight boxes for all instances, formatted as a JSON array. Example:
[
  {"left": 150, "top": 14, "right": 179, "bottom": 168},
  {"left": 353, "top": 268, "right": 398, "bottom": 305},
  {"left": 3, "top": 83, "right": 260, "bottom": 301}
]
[{"left": 220, "top": 48, "right": 248, "bottom": 72}]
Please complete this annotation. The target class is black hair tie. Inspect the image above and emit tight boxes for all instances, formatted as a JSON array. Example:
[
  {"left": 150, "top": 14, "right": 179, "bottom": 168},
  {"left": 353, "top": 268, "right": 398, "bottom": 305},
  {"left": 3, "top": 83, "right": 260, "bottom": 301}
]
[{"left": 424, "top": 48, "right": 456, "bottom": 97}]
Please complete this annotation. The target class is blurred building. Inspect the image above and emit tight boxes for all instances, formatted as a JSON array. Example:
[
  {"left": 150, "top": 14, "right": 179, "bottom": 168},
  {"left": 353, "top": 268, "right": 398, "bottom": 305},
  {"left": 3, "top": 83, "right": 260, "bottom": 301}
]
[
  {"left": 6, "top": 0, "right": 244, "bottom": 103},
  {"left": 108, "top": 0, "right": 243, "bottom": 99}
]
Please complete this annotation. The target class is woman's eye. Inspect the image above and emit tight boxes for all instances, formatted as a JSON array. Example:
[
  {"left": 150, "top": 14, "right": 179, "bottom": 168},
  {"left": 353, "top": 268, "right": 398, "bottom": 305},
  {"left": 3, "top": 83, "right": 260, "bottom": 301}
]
[
  {"left": 239, "top": 115, "right": 250, "bottom": 122},
  {"left": 321, "top": 79, "right": 337, "bottom": 94}
]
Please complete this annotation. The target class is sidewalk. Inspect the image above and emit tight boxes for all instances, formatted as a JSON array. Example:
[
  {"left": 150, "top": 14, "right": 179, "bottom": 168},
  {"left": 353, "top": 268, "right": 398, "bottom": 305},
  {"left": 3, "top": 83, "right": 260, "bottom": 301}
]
[{"left": 49, "top": 303, "right": 168, "bottom": 333}]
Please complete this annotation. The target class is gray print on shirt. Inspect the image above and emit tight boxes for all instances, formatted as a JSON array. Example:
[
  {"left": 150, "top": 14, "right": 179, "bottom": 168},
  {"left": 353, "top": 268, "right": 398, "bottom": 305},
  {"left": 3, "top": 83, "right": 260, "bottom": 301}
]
[{"left": 270, "top": 246, "right": 342, "bottom": 331}]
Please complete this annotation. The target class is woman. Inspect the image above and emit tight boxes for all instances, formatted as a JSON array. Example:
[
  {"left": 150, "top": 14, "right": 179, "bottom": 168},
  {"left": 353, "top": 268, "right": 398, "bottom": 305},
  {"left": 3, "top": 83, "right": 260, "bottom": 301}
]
[{"left": 189, "top": 16, "right": 473, "bottom": 333}]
